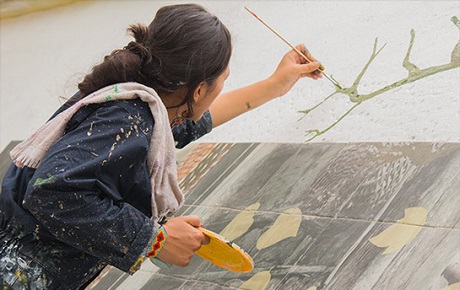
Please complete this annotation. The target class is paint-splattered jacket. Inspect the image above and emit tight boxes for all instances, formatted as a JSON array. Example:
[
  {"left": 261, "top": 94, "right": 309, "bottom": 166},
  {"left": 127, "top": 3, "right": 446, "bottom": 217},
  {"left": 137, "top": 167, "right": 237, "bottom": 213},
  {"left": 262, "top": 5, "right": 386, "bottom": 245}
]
[{"left": 0, "top": 94, "right": 212, "bottom": 289}]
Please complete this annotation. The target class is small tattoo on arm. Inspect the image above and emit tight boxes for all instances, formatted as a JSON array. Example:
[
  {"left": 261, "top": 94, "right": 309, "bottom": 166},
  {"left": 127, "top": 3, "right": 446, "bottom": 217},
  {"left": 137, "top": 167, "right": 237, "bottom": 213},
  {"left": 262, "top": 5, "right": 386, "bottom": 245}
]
[{"left": 246, "top": 102, "right": 251, "bottom": 109}]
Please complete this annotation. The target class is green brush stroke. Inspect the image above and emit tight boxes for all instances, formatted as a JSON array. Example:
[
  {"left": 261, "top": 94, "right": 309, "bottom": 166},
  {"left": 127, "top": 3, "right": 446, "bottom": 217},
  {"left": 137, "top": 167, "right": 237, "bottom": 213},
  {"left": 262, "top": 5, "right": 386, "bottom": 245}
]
[{"left": 33, "top": 174, "right": 57, "bottom": 188}]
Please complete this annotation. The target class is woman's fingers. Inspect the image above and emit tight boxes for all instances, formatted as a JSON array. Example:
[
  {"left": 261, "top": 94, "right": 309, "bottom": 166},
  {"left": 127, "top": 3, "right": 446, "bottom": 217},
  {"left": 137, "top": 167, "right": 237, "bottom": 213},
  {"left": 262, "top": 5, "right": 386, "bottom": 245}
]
[{"left": 157, "top": 215, "right": 208, "bottom": 266}]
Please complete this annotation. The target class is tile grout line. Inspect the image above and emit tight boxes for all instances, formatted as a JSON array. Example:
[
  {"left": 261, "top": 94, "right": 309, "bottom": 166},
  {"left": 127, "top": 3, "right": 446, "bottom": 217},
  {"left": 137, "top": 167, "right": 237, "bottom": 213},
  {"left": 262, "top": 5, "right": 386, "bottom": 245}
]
[
  {"left": 316, "top": 158, "right": 443, "bottom": 288},
  {"left": 182, "top": 204, "right": 460, "bottom": 231},
  {"left": 144, "top": 271, "right": 241, "bottom": 290},
  {"left": 322, "top": 162, "right": 419, "bottom": 287}
]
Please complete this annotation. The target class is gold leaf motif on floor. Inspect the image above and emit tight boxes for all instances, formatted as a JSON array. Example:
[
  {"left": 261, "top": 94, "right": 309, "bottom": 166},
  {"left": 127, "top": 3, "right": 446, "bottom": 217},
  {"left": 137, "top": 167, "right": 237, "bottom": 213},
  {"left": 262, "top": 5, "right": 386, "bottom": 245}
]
[
  {"left": 442, "top": 282, "right": 460, "bottom": 290},
  {"left": 256, "top": 207, "right": 302, "bottom": 250},
  {"left": 220, "top": 202, "right": 260, "bottom": 241},
  {"left": 238, "top": 271, "right": 271, "bottom": 290},
  {"left": 369, "top": 207, "right": 427, "bottom": 254}
]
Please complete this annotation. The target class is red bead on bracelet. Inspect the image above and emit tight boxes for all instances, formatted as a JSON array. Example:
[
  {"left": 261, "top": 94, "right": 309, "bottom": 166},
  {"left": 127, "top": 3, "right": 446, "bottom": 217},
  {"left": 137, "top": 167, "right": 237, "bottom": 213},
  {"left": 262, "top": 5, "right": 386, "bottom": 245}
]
[{"left": 146, "top": 226, "right": 167, "bottom": 258}]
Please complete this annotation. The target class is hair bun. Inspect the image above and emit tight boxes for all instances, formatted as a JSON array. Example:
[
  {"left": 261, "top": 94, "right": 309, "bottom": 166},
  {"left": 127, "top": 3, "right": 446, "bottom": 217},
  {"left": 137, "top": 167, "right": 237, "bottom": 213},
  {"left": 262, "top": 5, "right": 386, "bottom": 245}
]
[{"left": 124, "top": 41, "right": 152, "bottom": 67}]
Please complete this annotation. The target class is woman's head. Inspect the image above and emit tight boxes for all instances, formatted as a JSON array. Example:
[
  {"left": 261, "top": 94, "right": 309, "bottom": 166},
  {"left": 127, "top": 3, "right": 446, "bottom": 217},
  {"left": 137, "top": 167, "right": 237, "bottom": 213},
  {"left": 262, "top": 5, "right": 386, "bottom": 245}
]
[{"left": 78, "top": 4, "right": 232, "bottom": 118}]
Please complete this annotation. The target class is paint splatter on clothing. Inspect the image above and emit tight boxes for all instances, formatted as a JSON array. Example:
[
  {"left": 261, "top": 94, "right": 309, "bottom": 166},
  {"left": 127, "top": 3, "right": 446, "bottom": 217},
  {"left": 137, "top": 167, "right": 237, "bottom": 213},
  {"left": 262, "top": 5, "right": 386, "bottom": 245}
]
[{"left": 0, "top": 94, "right": 212, "bottom": 289}]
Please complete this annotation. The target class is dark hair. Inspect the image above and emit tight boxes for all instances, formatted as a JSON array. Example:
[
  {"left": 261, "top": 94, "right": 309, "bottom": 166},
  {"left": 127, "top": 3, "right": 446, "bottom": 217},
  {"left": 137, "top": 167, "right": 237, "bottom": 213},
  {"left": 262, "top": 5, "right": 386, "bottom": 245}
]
[{"left": 78, "top": 4, "right": 232, "bottom": 117}]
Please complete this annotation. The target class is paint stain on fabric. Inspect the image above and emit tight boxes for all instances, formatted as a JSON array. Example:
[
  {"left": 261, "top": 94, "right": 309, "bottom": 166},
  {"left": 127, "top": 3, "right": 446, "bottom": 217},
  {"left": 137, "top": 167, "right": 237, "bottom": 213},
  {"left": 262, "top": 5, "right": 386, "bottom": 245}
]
[
  {"left": 121, "top": 127, "right": 132, "bottom": 139},
  {"left": 369, "top": 207, "right": 427, "bottom": 254},
  {"left": 107, "top": 134, "right": 122, "bottom": 160},
  {"left": 33, "top": 174, "right": 57, "bottom": 188},
  {"left": 238, "top": 271, "right": 271, "bottom": 290},
  {"left": 219, "top": 202, "right": 260, "bottom": 241},
  {"left": 87, "top": 121, "right": 95, "bottom": 136},
  {"left": 256, "top": 207, "right": 302, "bottom": 250}
]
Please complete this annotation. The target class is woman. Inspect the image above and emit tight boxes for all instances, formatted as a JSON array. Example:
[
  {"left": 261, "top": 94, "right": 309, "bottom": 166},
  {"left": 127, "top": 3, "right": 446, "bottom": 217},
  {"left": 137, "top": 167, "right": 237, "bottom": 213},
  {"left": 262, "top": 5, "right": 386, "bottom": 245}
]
[{"left": 0, "top": 3, "right": 321, "bottom": 289}]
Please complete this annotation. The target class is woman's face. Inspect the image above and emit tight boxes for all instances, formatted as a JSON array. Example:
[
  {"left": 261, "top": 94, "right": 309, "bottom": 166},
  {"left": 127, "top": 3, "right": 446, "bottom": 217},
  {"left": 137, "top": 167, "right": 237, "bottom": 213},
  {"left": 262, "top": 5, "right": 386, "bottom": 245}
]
[{"left": 190, "top": 66, "right": 230, "bottom": 121}]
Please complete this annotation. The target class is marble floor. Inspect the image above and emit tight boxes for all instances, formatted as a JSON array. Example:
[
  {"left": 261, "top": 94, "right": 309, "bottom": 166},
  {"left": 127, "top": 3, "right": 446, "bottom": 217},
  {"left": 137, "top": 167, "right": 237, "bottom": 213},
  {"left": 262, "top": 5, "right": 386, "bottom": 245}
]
[{"left": 86, "top": 142, "right": 460, "bottom": 290}]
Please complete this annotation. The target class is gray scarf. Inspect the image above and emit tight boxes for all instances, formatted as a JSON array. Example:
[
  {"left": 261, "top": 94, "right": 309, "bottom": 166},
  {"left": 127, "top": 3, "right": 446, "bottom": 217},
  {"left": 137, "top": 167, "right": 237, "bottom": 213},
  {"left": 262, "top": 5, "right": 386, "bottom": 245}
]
[{"left": 10, "top": 82, "right": 184, "bottom": 221}]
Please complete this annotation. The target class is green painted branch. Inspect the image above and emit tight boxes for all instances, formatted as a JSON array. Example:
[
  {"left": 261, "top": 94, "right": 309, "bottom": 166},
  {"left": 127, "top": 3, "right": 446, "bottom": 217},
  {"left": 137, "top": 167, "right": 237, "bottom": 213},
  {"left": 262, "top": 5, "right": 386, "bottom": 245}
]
[
  {"left": 354, "top": 62, "right": 459, "bottom": 102},
  {"left": 300, "top": 16, "right": 460, "bottom": 142},
  {"left": 305, "top": 102, "right": 361, "bottom": 142},
  {"left": 351, "top": 38, "right": 387, "bottom": 91},
  {"left": 403, "top": 29, "right": 420, "bottom": 75},
  {"left": 298, "top": 92, "right": 338, "bottom": 119}
]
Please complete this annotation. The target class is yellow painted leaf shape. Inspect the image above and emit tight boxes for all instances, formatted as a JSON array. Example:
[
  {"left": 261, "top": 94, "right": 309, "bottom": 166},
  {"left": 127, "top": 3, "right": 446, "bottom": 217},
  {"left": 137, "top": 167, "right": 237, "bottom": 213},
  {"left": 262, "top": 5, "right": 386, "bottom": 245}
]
[
  {"left": 369, "top": 207, "right": 427, "bottom": 254},
  {"left": 442, "top": 282, "right": 460, "bottom": 290},
  {"left": 256, "top": 207, "right": 302, "bottom": 250},
  {"left": 238, "top": 271, "right": 271, "bottom": 290},
  {"left": 220, "top": 202, "right": 260, "bottom": 241}
]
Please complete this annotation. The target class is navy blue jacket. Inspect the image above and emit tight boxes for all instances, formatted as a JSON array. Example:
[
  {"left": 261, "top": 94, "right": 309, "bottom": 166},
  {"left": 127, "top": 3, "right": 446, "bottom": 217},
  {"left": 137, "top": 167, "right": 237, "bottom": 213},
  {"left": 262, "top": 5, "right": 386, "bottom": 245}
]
[{"left": 0, "top": 94, "right": 212, "bottom": 288}]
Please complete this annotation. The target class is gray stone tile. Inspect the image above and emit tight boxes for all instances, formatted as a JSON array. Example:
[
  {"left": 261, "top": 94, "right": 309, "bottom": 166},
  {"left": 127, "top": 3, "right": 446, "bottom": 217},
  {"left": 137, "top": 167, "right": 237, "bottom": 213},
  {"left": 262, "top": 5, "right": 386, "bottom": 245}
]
[
  {"left": 323, "top": 225, "right": 460, "bottom": 290},
  {"left": 137, "top": 274, "right": 192, "bottom": 290},
  {"left": 335, "top": 143, "right": 460, "bottom": 228},
  {"left": 82, "top": 142, "right": 460, "bottom": 289},
  {"left": 178, "top": 190, "right": 460, "bottom": 290},
  {"left": 183, "top": 143, "right": 460, "bottom": 228},
  {"left": 182, "top": 143, "right": 258, "bottom": 206}
]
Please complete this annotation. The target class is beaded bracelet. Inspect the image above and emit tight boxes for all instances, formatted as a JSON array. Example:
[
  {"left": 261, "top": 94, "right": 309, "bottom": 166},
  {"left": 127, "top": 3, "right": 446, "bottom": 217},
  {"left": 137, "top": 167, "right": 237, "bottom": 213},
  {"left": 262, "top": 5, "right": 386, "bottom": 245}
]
[{"left": 146, "top": 226, "right": 167, "bottom": 258}]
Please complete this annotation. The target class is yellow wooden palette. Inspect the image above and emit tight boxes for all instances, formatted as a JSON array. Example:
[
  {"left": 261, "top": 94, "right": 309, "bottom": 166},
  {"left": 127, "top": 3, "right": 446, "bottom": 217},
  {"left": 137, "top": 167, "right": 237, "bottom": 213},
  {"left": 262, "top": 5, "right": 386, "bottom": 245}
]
[{"left": 196, "top": 227, "right": 254, "bottom": 272}]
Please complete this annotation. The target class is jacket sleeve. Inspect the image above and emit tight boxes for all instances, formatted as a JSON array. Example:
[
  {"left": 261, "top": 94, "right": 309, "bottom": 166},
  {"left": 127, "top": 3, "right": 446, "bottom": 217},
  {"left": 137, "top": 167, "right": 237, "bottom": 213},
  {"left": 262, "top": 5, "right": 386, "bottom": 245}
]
[
  {"left": 22, "top": 102, "right": 158, "bottom": 273},
  {"left": 173, "top": 110, "right": 213, "bottom": 149}
]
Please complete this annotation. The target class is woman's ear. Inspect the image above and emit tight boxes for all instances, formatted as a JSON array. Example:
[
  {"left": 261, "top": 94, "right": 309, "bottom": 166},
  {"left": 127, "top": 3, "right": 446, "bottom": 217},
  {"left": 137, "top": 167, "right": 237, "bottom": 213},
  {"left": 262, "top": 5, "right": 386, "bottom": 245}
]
[{"left": 193, "top": 82, "right": 207, "bottom": 103}]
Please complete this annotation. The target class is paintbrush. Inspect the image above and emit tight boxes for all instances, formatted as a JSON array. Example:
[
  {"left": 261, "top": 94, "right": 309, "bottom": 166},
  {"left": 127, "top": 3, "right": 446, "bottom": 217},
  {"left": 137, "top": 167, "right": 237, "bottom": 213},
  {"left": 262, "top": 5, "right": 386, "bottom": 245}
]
[{"left": 244, "top": 6, "right": 342, "bottom": 89}]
